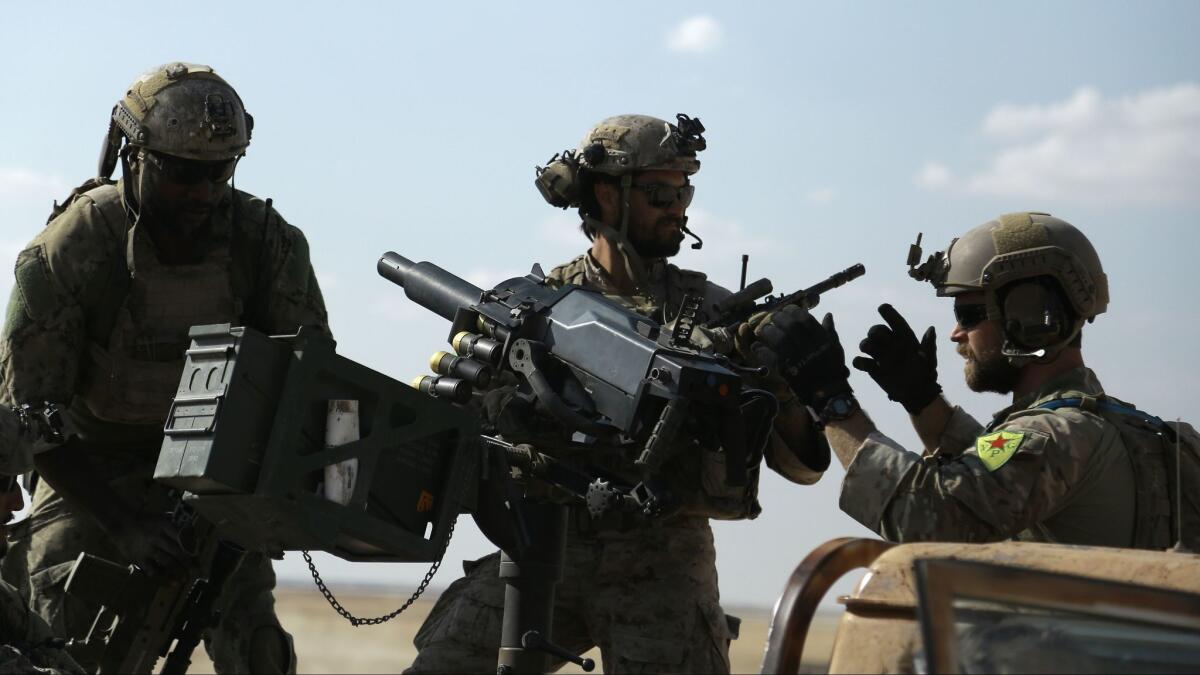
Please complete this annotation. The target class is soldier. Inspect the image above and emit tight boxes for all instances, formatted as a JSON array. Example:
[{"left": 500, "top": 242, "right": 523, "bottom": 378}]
[
  {"left": 0, "top": 405, "right": 83, "bottom": 674},
  {"left": 752, "top": 212, "right": 1198, "bottom": 547},
  {"left": 407, "top": 114, "right": 831, "bottom": 673},
  {"left": 0, "top": 62, "right": 329, "bottom": 672}
]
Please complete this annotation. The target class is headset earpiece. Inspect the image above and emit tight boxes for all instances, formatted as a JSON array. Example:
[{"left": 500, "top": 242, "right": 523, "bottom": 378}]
[{"left": 1001, "top": 280, "right": 1072, "bottom": 351}]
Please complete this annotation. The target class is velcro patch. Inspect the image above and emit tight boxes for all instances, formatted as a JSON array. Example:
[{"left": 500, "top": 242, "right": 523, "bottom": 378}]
[{"left": 974, "top": 430, "right": 1025, "bottom": 471}]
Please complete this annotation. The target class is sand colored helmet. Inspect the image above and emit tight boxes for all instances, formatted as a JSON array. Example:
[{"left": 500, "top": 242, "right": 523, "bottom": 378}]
[
  {"left": 575, "top": 113, "right": 704, "bottom": 176},
  {"left": 99, "top": 62, "right": 252, "bottom": 176},
  {"left": 909, "top": 212, "right": 1109, "bottom": 356},
  {"left": 535, "top": 113, "right": 705, "bottom": 208}
]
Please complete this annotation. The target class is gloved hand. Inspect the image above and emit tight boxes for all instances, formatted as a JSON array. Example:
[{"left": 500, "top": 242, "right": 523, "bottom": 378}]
[
  {"left": 753, "top": 305, "right": 852, "bottom": 410},
  {"left": 852, "top": 304, "right": 941, "bottom": 415},
  {"left": 112, "top": 513, "right": 195, "bottom": 578},
  {"left": 731, "top": 311, "right": 770, "bottom": 360},
  {"left": 732, "top": 310, "right": 793, "bottom": 395}
]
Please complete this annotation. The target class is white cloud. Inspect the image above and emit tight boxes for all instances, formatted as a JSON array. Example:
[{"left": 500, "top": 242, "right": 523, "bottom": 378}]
[
  {"left": 920, "top": 83, "right": 1200, "bottom": 203},
  {"left": 804, "top": 187, "right": 836, "bottom": 205},
  {"left": 0, "top": 167, "right": 68, "bottom": 204},
  {"left": 666, "top": 16, "right": 723, "bottom": 54},
  {"left": 914, "top": 161, "right": 954, "bottom": 189}
]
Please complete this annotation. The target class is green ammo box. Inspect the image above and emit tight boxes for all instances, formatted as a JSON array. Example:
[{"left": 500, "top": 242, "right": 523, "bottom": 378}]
[{"left": 154, "top": 324, "right": 479, "bottom": 563}]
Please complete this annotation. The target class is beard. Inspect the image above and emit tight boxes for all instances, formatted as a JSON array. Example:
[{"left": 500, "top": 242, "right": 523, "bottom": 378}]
[
  {"left": 135, "top": 165, "right": 218, "bottom": 236},
  {"left": 959, "top": 342, "right": 1021, "bottom": 394},
  {"left": 628, "top": 215, "right": 686, "bottom": 258}
]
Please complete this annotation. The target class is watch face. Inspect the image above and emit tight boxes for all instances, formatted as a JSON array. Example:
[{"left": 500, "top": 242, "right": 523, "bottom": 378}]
[{"left": 823, "top": 395, "right": 858, "bottom": 421}]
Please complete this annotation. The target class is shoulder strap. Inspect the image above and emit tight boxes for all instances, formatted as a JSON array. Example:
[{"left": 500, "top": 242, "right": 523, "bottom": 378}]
[
  {"left": 55, "top": 182, "right": 132, "bottom": 346},
  {"left": 1038, "top": 396, "right": 1171, "bottom": 434},
  {"left": 46, "top": 177, "right": 115, "bottom": 225}
]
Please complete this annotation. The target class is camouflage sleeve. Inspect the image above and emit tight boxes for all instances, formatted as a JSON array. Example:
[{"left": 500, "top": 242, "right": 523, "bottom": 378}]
[
  {"left": 764, "top": 429, "right": 825, "bottom": 485},
  {"left": 839, "top": 409, "right": 1115, "bottom": 543},
  {"left": 0, "top": 244, "right": 88, "bottom": 408},
  {"left": 0, "top": 580, "right": 84, "bottom": 674},
  {"left": 936, "top": 405, "right": 985, "bottom": 455},
  {"left": 257, "top": 209, "right": 331, "bottom": 337}
]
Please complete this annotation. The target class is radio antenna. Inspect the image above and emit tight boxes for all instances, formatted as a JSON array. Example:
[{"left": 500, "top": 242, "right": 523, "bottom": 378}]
[{"left": 739, "top": 254, "right": 749, "bottom": 291}]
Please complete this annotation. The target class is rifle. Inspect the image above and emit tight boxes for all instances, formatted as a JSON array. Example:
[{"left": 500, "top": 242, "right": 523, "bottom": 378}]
[
  {"left": 710, "top": 263, "right": 866, "bottom": 329},
  {"left": 63, "top": 504, "right": 245, "bottom": 674}
]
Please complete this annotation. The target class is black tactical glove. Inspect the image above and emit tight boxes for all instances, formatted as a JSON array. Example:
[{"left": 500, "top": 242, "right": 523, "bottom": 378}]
[
  {"left": 852, "top": 304, "right": 942, "bottom": 415},
  {"left": 753, "top": 306, "right": 853, "bottom": 412}
]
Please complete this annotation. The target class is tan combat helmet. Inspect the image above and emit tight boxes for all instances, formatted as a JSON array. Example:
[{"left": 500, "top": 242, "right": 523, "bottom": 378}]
[
  {"left": 535, "top": 113, "right": 705, "bottom": 210},
  {"left": 534, "top": 114, "right": 706, "bottom": 288},
  {"left": 99, "top": 62, "right": 252, "bottom": 178},
  {"left": 909, "top": 212, "right": 1109, "bottom": 361}
]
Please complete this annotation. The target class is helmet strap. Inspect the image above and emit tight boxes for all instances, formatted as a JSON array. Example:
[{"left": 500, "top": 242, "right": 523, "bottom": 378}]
[
  {"left": 119, "top": 146, "right": 142, "bottom": 227},
  {"left": 618, "top": 174, "right": 632, "bottom": 240}
]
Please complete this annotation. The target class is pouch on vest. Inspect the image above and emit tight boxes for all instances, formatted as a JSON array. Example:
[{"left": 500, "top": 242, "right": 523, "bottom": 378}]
[{"left": 1039, "top": 396, "right": 1200, "bottom": 550}]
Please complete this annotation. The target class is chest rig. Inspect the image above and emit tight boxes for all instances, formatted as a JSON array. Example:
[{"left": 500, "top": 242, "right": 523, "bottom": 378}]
[
  {"left": 74, "top": 188, "right": 246, "bottom": 426},
  {"left": 548, "top": 254, "right": 762, "bottom": 522}
]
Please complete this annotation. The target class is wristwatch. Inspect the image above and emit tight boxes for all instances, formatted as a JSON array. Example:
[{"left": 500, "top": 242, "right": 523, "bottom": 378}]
[{"left": 816, "top": 393, "right": 861, "bottom": 428}]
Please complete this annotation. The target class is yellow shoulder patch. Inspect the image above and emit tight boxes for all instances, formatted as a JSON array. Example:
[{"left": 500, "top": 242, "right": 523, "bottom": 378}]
[{"left": 974, "top": 430, "right": 1025, "bottom": 471}]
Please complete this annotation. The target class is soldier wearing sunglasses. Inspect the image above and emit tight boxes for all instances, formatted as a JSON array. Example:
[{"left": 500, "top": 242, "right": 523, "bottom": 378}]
[
  {"left": 746, "top": 212, "right": 1198, "bottom": 550},
  {"left": 408, "top": 115, "right": 831, "bottom": 674},
  {"left": 0, "top": 62, "right": 329, "bottom": 673}
]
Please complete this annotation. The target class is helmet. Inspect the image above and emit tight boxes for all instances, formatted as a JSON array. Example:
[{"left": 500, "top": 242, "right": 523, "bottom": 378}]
[
  {"left": 576, "top": 113, "right": 704, "bottom": 177},
  {"left": 909, "top": 212, "right": 1108, "bottom": 357},
  {"left": 100, "top": 62, "right": 252, "bottom": 177},
  {"left": 535, "top": 113, "right": 705, "bottom": 208}
]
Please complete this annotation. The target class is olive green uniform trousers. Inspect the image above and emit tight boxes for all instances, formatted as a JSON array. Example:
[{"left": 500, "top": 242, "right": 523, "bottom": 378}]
[{"left": 9, "top": 471, "right": 295, "bottom": 673}]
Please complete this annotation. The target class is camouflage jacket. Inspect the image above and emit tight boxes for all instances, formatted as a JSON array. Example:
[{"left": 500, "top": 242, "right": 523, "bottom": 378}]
[
  {"left": 0, "top": 180, "right": 328, "bottom": 436},
  {"left": 841, "top": 367, "right": 1139, "bottom": 546},
  {"left": 0, "top": 578, "right": 83, "bottom": 674},
  {"left": 548, "top": 253, "right": 826, "bottom": 494}
]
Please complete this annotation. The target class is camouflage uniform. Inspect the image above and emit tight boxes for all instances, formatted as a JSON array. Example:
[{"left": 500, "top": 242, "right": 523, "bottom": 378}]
[
  {"left": 0, "top": 578, "right": 83, "bottom": 674},
  {"left": 408, "top": 253, "right": 825, "bottom": 674},
  {"left": 0, "top": 179, "right": 327, "bottom": 672},
  {"left": 841, "top": 367, "right": 1141, "bottom": 545}
]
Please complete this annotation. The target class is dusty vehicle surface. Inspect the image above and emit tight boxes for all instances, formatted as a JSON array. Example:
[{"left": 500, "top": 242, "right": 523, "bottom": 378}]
[{"left": 762, "top": 538, "right": 1200, "bottom": 674}]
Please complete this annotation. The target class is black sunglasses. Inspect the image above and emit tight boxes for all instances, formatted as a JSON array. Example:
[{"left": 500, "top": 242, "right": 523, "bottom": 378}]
[
  {"left": 144, "top": 151, "right": 236, "bottom": 185},
  {"left": 631, "top": 183, "right": 694, "bottom": 209},
  {"left": 954, "top": 303, "right": 989, "bottom": 330}
]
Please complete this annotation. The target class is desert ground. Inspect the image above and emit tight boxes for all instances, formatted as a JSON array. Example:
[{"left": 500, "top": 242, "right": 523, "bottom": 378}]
[{"left": 187, "top": 584, "right": 839, "bottom": 673}]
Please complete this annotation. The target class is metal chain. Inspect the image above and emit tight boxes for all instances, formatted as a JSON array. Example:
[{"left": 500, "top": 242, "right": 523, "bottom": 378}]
[{"left": 302, "top": 513, "right": 457, "bottom": 627}]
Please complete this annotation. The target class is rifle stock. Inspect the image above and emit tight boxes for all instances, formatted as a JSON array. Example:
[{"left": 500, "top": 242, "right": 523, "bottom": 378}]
[{"left": 63, "top": 521, "right": 243, "bottom": 674}]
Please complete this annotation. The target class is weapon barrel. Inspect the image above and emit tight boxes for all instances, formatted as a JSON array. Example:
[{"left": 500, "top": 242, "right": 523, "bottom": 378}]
[
  {"left": 806, "top": 263, "right": 865, "bottom": 297},
  {"left": 378, "top": 252, "right": 484, "bottom": 322}
]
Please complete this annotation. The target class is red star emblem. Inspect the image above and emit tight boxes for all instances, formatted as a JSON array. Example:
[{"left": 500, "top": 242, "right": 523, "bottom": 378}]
[{"left": 989, "top": 436, "right": 1008, "bottom": 450}]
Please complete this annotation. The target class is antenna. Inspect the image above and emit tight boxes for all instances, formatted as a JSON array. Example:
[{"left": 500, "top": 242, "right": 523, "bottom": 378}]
[
  {"left": 1172, "top": 417, "right": 1191, "bottom": 553},
  {"left": 739, "top": 254, "right": 749, "bottom": 291}
]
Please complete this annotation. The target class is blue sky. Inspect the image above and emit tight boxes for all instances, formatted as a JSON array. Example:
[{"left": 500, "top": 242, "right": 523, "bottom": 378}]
[{"left": 3, "top": 1, "right": 1199, "bottom": 613}]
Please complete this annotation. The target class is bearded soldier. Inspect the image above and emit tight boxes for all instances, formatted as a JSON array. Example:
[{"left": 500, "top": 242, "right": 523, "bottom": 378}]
[
  {"left": 406, "top": 114, "right": 831, "bottom": 673},
  {"left": 751, "top": 212, "right": 1198, "bottom": 548},
  {"left": 0, "top": 62, "right": 329, "bottom": 672}
]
